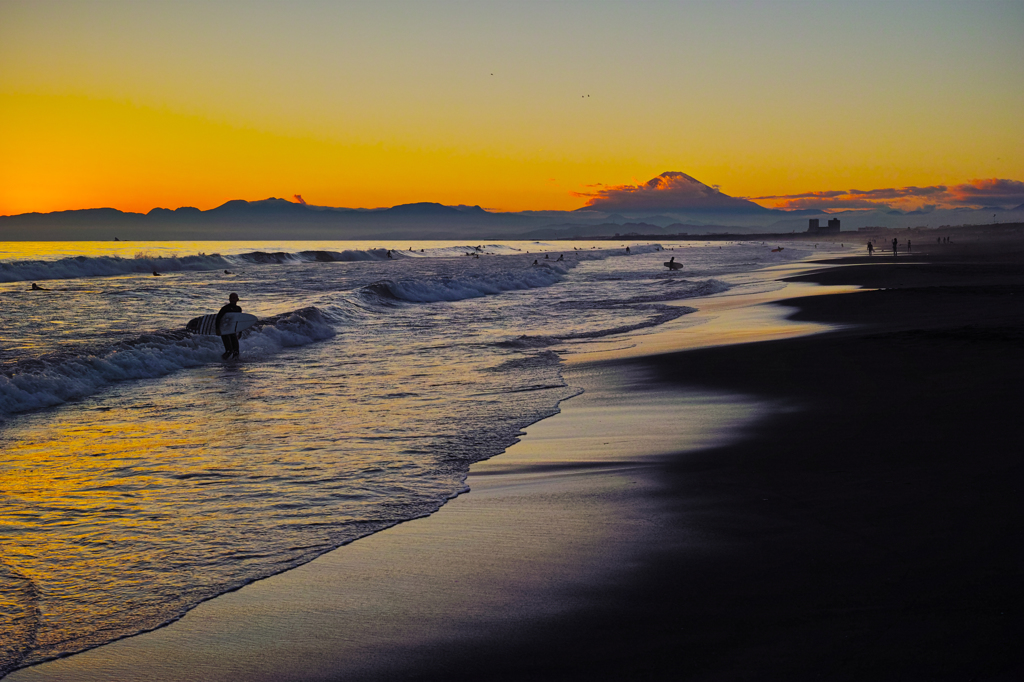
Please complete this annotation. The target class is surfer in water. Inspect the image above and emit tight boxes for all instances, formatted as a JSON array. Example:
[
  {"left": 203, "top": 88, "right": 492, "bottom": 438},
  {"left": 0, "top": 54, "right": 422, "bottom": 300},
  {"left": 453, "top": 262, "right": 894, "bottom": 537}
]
[
  {"left": 217, "top": 293, "right": 242, "bottom": 359},
  {"left": 31, "top": 282, "right": 49, "bottom": 291}
]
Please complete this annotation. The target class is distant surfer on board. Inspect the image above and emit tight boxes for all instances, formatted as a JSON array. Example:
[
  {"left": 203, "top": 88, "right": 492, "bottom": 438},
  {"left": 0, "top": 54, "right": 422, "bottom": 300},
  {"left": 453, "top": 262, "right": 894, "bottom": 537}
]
[
  {"left": 217, "top": 293, "right": 242, "bottom": 359},
  {"left": 30, "top": 282, "right": 49, "bottom": 291}
]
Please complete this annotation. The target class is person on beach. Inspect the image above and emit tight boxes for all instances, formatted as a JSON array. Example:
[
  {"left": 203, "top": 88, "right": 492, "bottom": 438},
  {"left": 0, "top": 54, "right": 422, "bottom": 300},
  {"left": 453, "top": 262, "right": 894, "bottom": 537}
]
[
  {"left": 216, "top": 292, "right": 242, "bottom": 359},
  {"left": 892, "top": 238, "right": 898, "bottom": 256},
  {"left": 908, "top": 240, "right": 912, "bottom": 252},
  {"left": 867, "top": 241, "right": 874, "bottom": 256}
]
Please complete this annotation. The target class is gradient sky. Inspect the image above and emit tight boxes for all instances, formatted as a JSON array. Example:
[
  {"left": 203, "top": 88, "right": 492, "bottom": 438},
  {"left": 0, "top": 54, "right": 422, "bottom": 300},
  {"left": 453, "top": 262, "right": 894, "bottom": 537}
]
[{"left": 2, "top": 0, "right": 1022, "bottom": 215}]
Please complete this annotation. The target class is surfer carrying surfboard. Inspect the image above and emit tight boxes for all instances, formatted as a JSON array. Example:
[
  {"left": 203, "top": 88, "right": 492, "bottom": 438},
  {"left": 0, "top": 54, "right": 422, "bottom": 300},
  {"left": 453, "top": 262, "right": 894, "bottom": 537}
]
[{"left": 217, "top": 293, "right": 242, "bottom": 359}]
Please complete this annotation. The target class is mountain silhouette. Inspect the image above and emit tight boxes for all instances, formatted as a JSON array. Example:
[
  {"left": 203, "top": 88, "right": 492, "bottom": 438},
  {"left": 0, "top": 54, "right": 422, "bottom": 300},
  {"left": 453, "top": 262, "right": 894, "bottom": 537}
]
[
  {"left": 379, "top": 202, "right": 468, "bottom": 216},
  {"left": 578, "top": 172, "right": 771, "bottom": 214},
  {"left": 3, "top": 185, "right": 1019, "bottom": 241}
]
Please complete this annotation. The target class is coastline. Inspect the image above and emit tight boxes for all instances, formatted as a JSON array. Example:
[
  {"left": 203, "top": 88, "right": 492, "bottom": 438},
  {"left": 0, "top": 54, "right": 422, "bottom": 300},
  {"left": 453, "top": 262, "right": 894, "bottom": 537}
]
[{"left": 10, "top": 242, "right": 1024, "bottom": 681}]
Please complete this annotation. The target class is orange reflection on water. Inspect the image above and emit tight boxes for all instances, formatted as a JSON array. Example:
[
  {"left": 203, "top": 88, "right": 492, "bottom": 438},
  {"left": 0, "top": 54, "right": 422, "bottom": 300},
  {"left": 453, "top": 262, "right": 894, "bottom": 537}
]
[{"left": 1, "top": 412, "right": 209, "bottom": 652}]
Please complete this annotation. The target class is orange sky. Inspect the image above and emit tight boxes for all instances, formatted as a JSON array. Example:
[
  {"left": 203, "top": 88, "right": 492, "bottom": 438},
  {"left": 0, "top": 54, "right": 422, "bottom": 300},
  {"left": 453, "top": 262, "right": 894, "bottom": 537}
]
[{"left": 2, "top": 1, "right": 1022, "bottom": 216}]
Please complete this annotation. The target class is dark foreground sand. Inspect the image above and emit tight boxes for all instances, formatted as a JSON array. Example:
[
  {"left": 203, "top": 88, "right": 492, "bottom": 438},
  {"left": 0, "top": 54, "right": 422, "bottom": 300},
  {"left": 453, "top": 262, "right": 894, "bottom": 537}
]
[{"left": 11, "top": 242, "right": 1024, "bottom": 681}]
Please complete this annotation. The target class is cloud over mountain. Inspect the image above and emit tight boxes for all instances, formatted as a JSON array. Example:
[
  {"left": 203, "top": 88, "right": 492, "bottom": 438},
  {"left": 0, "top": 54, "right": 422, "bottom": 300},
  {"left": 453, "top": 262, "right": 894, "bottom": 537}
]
[
  {"left": 752, "top": 178, "right": 1024, "bottom": 211},
  {"left": 573, "top": 172, "right": 768, "bottom": 213}
]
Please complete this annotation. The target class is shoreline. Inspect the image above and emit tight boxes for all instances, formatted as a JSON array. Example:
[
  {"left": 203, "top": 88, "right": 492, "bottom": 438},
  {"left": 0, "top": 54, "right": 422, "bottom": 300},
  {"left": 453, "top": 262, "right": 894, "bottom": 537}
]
[
  {"left": 10, "top": 362, "right": 766, "bottom": 682},
  {"left": 11, "top": 243, "right": 1024, "bottom": 680}
]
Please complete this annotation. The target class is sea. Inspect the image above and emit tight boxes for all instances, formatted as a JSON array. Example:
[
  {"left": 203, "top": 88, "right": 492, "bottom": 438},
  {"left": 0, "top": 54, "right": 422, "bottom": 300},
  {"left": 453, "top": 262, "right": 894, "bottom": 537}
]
[{"left": 0, "top": 238, "right": 828, "bottom": 676}]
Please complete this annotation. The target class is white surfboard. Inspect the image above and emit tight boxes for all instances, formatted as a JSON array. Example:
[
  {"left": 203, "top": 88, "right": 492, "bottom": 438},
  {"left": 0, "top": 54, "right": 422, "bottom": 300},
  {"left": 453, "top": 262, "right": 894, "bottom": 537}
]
[
  {"left": 187, "top": 312, "right": 259, "bottom": 336},
  {"left": 664, "top": 261, "right": 683, "bottom": 270}
]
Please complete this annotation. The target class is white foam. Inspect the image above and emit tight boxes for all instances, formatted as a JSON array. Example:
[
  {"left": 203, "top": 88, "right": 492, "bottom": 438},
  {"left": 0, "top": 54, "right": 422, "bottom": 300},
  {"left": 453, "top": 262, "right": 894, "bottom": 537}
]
[
  {"left": 367, "top": 267, "right": 567, "bottom": 303},
  {"left": 0, "top": 254, "right": 233, "bottom": 283},
  {"left": 0, "top": 307, "right": 335, "bottom": 416}
]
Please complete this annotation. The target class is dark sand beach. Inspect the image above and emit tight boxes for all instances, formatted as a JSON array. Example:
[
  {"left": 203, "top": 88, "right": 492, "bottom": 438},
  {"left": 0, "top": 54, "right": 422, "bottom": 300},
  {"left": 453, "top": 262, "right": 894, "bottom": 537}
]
[{"left": 11, "top": 240, "right": 1024, "bottom": 681}]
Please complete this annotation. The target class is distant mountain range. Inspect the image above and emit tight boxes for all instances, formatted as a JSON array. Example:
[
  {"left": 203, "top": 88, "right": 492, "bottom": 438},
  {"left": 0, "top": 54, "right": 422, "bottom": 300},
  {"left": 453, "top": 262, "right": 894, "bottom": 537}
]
[
  {"left": 4, "top": 175, "right": 1023, "bottom": 241},
  {"left": 0, "top": 199, "right": 540, "bottom": 241}
]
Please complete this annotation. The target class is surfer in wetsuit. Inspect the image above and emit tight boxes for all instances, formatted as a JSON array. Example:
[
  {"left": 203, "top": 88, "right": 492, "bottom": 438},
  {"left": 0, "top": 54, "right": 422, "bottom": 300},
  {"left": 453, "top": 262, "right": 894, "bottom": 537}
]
[{"left": 216, "top": 293, "right": 242, "bottom": 359}]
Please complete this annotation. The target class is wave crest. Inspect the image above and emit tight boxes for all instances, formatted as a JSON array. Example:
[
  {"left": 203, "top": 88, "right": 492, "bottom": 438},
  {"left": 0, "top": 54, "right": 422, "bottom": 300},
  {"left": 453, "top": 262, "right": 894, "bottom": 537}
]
[
  {"left": 0, "top": 307, "right": 334, "bottom": 417},
  {"left": 360, "top": 268, "right": 566, "bottom": 304},
  {"left": 0, "top": 254, "right": 233, "bottom": 283}
]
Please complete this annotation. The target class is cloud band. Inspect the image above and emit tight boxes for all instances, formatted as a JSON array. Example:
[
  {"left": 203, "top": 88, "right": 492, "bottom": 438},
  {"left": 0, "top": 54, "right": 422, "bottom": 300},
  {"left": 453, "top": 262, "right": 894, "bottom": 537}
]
[{"left": 750, "top": 179, "right": 1024, "bottom": 211}]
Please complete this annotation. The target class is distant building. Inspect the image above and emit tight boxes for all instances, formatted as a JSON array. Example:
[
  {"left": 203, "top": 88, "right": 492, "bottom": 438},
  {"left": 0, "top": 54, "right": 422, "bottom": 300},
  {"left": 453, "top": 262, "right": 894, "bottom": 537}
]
[{"left": 807, "top": 218, "right": 841, "bottom": 234}]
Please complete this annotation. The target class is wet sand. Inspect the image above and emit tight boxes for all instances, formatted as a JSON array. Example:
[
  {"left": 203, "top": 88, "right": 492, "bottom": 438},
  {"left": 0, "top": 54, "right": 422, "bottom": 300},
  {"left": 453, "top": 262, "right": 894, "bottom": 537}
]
[{"left": 11, "top": 241, "right": 1024, "bottom": 681}]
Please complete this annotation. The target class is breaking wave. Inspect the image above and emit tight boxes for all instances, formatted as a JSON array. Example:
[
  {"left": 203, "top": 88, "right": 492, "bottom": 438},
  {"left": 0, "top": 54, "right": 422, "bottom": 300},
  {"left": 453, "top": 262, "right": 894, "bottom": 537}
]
[
  {"left": 0, "top": 254, "right": 233, "bottom": 283},
  {"left": 0, "top": 245, "right": 546, "bottom": 284},
  {"left": 360, "top": 266, "right": 567, "bottom": 303},
  {"left": 0, "top": 307, "right": 334, "bottom": 416},
  {"left": 0, "top": 250, "right": 398, "bottom": 283}
]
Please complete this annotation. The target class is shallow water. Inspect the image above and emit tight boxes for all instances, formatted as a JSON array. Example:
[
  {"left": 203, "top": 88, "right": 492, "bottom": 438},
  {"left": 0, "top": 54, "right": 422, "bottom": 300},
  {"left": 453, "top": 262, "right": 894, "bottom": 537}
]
[{"left": 0, "top": 238, "right": 821, "bottom": 676}]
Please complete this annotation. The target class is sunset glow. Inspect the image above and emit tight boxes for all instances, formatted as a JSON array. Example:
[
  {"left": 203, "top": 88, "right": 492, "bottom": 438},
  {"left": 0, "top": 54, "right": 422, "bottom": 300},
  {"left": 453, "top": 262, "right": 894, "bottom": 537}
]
[
  {"left": 3, "top": 4, "right": 1024, "bottom": 677},
  {"left": 2, "top": 0, "right": 1022, "bottom": 216}
]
